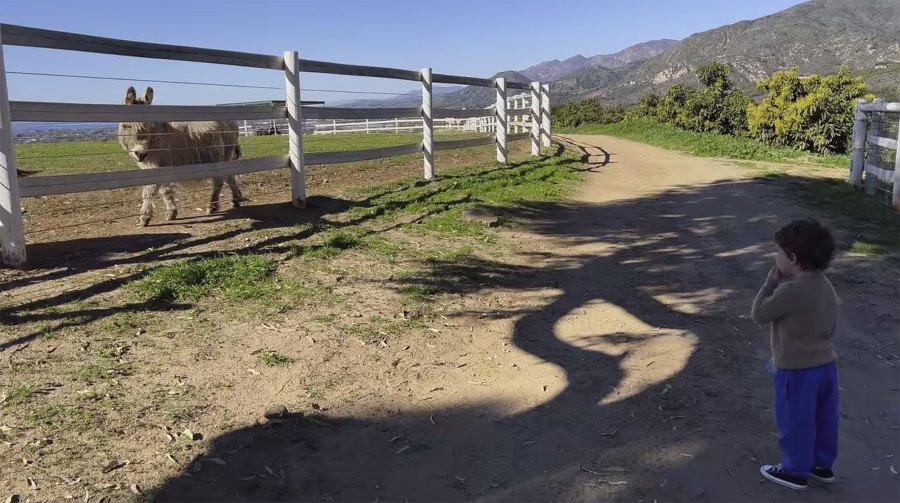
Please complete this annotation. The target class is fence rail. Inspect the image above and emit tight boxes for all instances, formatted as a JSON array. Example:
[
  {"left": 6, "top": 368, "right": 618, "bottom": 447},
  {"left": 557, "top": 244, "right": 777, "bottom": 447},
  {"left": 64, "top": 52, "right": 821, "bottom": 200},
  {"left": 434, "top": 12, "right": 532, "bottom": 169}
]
[
  {"left": 0, "top": 23, "right": 552, "bottom": 266},
  {"left": 849, "top": 98, "right": 900, "bottom": 208}
]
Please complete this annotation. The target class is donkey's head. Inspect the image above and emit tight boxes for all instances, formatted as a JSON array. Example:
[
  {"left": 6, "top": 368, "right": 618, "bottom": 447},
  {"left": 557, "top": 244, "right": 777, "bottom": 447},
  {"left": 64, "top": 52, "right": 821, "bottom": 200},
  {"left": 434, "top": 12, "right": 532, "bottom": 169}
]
[{"left": 118, "top": 86, "right": 158, "bottom": 163}]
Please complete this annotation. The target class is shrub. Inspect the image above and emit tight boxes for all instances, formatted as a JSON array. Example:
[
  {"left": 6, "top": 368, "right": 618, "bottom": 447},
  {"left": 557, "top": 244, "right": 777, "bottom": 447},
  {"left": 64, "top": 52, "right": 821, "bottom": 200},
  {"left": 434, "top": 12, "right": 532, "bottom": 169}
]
[
  {"left": 746, "top": 66, "right": 870, "bottom": 154},
  {"left": 552, "top": 98, "right": 626, "bottom": 127}
]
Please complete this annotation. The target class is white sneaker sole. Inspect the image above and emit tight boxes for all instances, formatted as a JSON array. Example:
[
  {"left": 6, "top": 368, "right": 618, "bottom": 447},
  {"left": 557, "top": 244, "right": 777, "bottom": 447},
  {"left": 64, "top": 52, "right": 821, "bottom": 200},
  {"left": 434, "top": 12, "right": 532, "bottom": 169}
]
[
  {"left": 760, "top": 465, "right": 807, "bottom": 491},
  {"left": 809, "top": 472, "right": 835, "bottom": 484}
]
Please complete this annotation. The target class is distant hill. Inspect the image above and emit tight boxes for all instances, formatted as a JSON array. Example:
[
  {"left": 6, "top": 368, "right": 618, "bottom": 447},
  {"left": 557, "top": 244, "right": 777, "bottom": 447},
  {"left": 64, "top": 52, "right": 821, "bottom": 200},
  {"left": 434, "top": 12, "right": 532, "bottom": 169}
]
[
  {"left": 552, "top": 0, "right": 900, "bottom": 104},
  {"left": 329, "top": 85, "right": 462, "bottom": 108},
  {"left": 520, "top": 55, "right": 590, "bottom": 83},
  {"left": 586, "top": 39, "right": 681, "bottom": 70},
  {"left": 336, "top": 40, "right": 679, "bottom": 110},
  {"left": 520, "top": 40, "right": 680, "bottom": 83}
]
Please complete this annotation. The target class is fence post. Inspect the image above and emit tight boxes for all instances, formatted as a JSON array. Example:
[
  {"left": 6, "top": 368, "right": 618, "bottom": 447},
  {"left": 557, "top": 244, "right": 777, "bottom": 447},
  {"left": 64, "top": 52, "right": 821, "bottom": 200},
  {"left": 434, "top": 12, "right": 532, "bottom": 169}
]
[
  {"left": 0, "top": 30, "right": 26, "bottom": 267},
  {"left": 530, "top": 82, "right": 541, "bottom": 156},
  {"left": 495, "top": 78, "right": 508, "bottom": 164},
  {"left": 283, "top": 50, "right": 306, "bottom": 208},
  {"left": 894, "top": 113, "right": 900, "bottom": 209},
  {"left": 865, "top": 98, "right": 884, "bottom": 195},
  {"left": 540, "top": 84, "right": 552, "bottom": 149},
  {"left": 849, "top": 98, "right": 867, "bottom": 187},
  {"left": 421, "top": 67, "right": 434, "bottom": 180}
]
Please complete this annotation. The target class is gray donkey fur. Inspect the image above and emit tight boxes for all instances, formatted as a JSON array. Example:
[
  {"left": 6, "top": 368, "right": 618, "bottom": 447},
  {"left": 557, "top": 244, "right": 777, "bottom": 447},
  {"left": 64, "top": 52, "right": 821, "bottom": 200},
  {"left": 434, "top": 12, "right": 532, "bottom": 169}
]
[{"left": 118, "top": 86, "right": 244, "bottom": 226}]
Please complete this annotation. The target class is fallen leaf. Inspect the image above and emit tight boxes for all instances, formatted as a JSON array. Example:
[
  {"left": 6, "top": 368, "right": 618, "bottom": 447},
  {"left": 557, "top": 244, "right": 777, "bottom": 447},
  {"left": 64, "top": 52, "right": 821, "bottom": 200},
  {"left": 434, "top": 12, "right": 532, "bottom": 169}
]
[
  {"left": 395, "top": 445, "right": 411, "bottom": 455},
  {"left": 165, "top": 454, "right": 178, "bottom": 465},
  {"left": 4, "top": 495, "right": 21, "bottom": 503},
  {"left": 891, "top": 464, "right": 898, "bottom": 475},
  {"left": 204, "top": 457, "right": 227, "bottom": 466},
  {"left": 27, "top": 478, "right": 37, "bottom": 490},
  {"left": 248, "top": 369, "right": 261, "bottom": 376},
  {"left": 390, "top": 436, "right": 406, "bottom": 444},
  {"left": 101, "top": 459, "right": 127, "bottom": 473},
  {"left": 130, "top": 484, "right": 142, "bottom": 495},
  {"left": 521, "top": 440, "right": 536, "bottom": 447}
]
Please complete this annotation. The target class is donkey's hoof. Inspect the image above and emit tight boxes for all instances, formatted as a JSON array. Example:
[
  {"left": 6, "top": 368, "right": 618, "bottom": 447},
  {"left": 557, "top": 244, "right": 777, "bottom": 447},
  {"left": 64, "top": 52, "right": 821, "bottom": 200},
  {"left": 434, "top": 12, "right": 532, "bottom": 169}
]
[
  {"left": 166, "top": 209, "right": 177, "bottom": 221},
  {"left": 232, "top": 200, "right": 242, "bottom": 209},
  {"left": 138, "top": 217, "right": 151, "bottom": 227},
  {"left": 207, "top": 205, "right": 219, "bottom": 215}
]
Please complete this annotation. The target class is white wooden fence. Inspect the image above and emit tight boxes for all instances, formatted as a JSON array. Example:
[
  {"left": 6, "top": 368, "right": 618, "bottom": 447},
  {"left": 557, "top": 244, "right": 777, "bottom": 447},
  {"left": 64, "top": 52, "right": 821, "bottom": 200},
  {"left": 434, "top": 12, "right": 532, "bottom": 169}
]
[
  {"left": 0, "top": 24, "right": 553, "bottom": 266},
  {"left": 239, "top": 92, "right": 538, "bottom": 136},
  {"left": 848, "top": 98, "right": 900, "bottom": 208}
]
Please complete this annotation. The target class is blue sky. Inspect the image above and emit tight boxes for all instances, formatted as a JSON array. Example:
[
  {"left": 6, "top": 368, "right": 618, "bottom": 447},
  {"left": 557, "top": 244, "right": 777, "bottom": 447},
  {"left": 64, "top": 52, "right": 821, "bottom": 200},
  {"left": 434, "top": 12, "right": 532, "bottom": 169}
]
[{"left": 1, "top": 0, "right": 806, "bottom": 105}]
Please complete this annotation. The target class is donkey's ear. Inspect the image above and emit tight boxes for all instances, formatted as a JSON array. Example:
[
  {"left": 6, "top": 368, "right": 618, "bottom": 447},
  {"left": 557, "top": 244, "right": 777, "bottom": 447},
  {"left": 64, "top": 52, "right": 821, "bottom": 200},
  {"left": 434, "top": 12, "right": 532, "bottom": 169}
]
[
  {"left": 141, "top": 87, "right": 154, "bottom": 105},
  {"left": 124, "top": 86, "right": 137, "bottom": 104}
]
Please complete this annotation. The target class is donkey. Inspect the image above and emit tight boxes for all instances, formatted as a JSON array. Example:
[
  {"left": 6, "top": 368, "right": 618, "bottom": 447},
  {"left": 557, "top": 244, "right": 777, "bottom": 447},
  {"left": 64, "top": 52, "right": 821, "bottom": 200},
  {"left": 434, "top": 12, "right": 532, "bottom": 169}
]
[{"left": 118, "top": 86, "right": 244, "bottom": 226}]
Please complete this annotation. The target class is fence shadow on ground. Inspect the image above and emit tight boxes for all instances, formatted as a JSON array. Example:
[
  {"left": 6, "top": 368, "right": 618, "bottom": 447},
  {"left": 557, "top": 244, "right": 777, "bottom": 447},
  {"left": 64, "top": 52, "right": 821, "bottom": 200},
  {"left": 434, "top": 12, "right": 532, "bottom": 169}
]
[
  {"left": 0, "top": 148, "right": 571, "bottom": 349},
  {"left": 149, "top": 170, "right": 894, "bottom": 502}
]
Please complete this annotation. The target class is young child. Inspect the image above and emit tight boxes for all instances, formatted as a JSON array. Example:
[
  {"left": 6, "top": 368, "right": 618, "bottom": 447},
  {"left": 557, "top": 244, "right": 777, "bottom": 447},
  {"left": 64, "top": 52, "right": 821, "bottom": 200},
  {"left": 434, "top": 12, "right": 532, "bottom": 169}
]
[{"left": 751, "top": 218, "right": 840, "bottom": 491}]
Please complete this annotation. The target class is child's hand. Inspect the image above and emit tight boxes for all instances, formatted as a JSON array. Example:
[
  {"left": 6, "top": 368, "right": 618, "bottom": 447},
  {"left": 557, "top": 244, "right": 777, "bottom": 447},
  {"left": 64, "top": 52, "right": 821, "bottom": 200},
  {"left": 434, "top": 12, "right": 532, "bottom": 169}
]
[{"left": 767, "top": 266, "right": 781, "bottom": 283}]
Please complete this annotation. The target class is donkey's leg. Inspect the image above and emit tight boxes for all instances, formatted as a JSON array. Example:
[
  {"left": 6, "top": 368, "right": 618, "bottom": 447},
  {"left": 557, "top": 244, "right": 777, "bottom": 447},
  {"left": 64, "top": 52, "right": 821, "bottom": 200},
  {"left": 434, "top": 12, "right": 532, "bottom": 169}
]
[
  {"left": 208, "top": 177, "right": 224, "bottom": 214},
  {"left": 138, "top": 184, "right": 159, "bottom": 227},
  {"left": 160, "top": 183, "right": 178, "bottom": 221},
  {"left": 225, "top": 175, "right": 243, "bottom": 208}
]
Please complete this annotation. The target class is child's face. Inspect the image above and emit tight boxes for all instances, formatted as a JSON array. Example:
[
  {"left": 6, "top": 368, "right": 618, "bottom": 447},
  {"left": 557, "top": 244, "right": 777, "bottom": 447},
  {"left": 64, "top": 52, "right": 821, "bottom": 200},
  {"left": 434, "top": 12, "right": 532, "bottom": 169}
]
[{"left": 774, "top": 244, "right": 797, "bottom": 277}]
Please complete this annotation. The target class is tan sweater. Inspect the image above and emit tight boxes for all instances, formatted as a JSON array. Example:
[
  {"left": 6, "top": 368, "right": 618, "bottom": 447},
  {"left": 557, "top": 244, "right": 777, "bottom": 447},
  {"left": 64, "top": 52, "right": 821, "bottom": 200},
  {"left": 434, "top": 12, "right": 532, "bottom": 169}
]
[{"left": 751, "top": 272, "right": 839, "bottom": 370}]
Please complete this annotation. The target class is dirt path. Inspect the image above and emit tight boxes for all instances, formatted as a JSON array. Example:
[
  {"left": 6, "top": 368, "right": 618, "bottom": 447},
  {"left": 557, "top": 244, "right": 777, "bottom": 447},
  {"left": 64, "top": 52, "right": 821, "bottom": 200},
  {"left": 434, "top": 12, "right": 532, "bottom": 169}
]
[{"left": 146, "top": 134, "right": 900, "bottom": 502}]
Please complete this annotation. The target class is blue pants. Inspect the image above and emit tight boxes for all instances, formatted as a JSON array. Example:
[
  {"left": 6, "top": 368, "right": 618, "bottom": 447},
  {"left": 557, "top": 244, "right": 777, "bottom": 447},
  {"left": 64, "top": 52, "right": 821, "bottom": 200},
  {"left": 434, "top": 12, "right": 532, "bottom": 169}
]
[{"left": 773, "top": 362, "right": 839, "bottom": 477}]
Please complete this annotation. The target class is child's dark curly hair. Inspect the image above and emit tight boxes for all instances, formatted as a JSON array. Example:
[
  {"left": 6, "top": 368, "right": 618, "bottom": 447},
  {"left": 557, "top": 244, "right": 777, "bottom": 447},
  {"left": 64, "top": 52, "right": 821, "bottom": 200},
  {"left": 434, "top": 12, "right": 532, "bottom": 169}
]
[{"left": 775, "top": 218, "right": 835, "bottom": 271}]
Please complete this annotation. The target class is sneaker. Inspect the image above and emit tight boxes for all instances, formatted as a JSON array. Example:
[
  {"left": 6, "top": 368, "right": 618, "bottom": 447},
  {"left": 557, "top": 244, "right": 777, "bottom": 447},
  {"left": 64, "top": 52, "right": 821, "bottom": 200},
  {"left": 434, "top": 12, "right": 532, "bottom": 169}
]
[
  {"left": 809, "top": 466, "right": 835, "bottom": 484},
  {"left": 760, "top": 464, "right": 808, "bottom": 491}
]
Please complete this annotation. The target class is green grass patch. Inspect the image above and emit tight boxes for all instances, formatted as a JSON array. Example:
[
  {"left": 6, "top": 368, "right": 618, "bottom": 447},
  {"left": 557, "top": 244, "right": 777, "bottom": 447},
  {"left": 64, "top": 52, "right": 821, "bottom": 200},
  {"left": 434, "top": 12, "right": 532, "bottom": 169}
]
[
  {"left": 424, "top": 245, "right": 476, "bottom": 264},
  {"left": 16, "top": 132, "right": 487, "bottom": 175},
  {"left": 850, "top": 240, "right": 886, "bottom": 256},
  {"left": 752, "top": 172, "right": 900, "bottom": 253},
  {"left": 128, "top": 254, "right": 276, "bottom": 304},
  {"left": 346, "top": 315, "right": 404, "bottom": 343},
  {"left": 257, "top": 350, "right": 293, "bottom": 367},
  {"left": 397, "top": 282, "right": 442, "bottom": 300},
  {"left": 77, "top": 359, "right": 133, "bottom": 384},
  {"left": 289, "top": 230, "right": 365, "bottom": 259},
  {"left": 563, "top": 120, "right": 848, "bottom": 168},
  {"left": 2, "top": 385, "right": 37, "bottom": 407},
  {"left": 27, "top": 404, "right": 101, "bottom": 431}
]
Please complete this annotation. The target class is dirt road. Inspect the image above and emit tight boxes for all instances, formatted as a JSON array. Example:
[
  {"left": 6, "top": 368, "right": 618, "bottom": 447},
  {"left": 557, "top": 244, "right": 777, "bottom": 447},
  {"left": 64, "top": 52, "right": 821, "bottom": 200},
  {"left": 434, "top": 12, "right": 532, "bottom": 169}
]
[{"left": 151, "top": 135, "right": 899, "bottom": 501}]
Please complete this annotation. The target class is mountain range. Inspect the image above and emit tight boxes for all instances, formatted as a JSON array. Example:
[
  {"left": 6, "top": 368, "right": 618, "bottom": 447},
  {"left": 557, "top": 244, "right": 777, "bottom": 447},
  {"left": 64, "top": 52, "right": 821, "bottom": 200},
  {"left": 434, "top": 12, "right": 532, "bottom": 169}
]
[{"left": 337, "top": 0, "right": 900, "bottom": 110}]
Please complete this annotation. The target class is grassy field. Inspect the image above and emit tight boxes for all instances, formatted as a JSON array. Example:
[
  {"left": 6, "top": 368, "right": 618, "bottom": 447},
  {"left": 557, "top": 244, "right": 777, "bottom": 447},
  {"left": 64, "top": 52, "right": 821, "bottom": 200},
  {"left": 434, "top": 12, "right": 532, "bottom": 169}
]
[
  {"left": 15, "top": 131, "right": 487, "bottom": 175},
  {"left": 560, "top": 120, "right": 849, "bottom": 168}
]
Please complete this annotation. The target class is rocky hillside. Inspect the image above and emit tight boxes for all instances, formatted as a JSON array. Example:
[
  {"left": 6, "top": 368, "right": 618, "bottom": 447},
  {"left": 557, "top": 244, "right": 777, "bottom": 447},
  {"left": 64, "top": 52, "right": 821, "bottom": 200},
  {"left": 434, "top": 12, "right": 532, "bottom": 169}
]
[
  {"left": 586, "top": 39, "right": 680, "bottom": 70},
  {"left": 553, "top": 0, "right": 900, "bottom": 104},
  {"left": 520, "top": 39, "right": 679, "bottom": 82},
  {"left": 521, "top": 55, "right": 589, "bottom": 83},
  {"left": 337, "top": 41, "right": 679, "bottom": 109}
]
